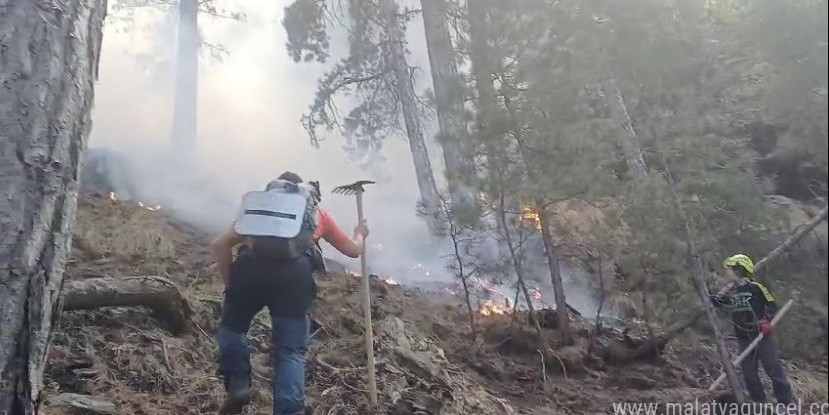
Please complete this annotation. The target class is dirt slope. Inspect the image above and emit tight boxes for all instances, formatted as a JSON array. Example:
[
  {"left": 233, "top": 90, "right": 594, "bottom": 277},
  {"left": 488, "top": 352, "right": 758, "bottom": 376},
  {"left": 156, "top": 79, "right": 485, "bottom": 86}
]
[{"left": 43, "top": 195, "right": 828, "bottom": 414}]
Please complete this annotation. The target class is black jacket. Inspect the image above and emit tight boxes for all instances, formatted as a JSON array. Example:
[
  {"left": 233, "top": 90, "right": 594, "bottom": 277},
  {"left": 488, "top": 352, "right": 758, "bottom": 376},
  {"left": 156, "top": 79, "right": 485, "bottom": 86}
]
[{"left": 711, "top": 278, "right": 779, "bottom": 341}]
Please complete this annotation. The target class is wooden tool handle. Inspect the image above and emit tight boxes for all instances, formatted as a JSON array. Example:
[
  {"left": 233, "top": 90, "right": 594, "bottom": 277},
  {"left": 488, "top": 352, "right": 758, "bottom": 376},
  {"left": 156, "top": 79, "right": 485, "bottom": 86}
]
[
  {"left": 356, "top": 190, "right": 378, "bottom": 405},
  {"left": 708, "top": 299, "right": 794, "bottom": 391}
]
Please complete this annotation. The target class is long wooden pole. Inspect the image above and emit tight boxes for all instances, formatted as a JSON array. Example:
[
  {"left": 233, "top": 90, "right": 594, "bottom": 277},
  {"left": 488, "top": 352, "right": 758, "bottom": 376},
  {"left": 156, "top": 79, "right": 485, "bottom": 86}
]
[
  {"left": 708, "top": 299, "right": 795, "bottom": 391},
  {"left": 642, "top": 204, "right": 828, "bottom": 347},
  {"left": 356, "top": 190, "right": 378, "bottom": 405},
  {"left": 754, "top": 205, "right": 828, "bottom": 271}
]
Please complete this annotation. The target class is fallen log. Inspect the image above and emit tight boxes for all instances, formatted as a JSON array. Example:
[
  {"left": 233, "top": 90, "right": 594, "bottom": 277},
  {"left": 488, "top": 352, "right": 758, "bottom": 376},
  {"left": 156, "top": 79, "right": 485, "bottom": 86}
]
[
  {"left": 62, "top": 276, "right": 192, "bottom": 334},
  {"left": 48, "top": 393, "right": 117, "bottom": 415},
  {"left": 620, "top": 205, "right": 827, "bottom": 362}
]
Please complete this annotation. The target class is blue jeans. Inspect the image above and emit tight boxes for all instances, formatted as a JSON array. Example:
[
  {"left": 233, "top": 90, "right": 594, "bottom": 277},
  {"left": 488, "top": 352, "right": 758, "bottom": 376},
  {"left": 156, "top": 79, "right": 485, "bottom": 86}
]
[{"left": 217, "top": 251, "right": 314, "bottom": 415}]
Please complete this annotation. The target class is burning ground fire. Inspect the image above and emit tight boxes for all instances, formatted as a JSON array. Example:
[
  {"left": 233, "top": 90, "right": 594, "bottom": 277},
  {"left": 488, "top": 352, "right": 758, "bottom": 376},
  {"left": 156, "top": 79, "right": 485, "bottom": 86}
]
[
  {"left": 109, "top": 192, "right": 161, "bottom": 212},
  {"left": 341, "top": 238, "right": 549, "bottom": 317},
  {"left": 345, "top": 269, "right": 399, "bottom": 286},
  {"left": 521, "top": 206, "right": 542, "bottom": 230},
  {"left": 445, "top": 277, "right": 548, "bottom": 316},
  {"left": 479, "top": 299, "right": 510, "bottom": 316}
]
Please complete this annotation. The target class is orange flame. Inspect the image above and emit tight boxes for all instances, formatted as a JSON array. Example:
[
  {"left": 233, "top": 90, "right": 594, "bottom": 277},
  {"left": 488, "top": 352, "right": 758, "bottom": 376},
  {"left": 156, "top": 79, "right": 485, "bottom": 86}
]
[
  {"left": 479, "top": 299, "right": 510, "bottom": 316},
  {"left": 521, "top": 206, "right": 542, "bottom": 230}
]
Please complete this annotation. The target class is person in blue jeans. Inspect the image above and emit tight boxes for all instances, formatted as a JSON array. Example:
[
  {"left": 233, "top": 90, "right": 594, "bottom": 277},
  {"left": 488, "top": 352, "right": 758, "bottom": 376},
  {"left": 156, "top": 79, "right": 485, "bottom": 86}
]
[{"left": 210, "top": 172, "right": 368, "bottom": 415}]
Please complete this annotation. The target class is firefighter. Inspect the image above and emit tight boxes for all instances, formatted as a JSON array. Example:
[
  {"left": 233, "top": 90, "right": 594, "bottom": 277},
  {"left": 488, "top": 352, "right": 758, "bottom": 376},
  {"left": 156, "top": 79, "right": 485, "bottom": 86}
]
[{"left": 710, "top": 254, "right": 794, "bottom": 405}]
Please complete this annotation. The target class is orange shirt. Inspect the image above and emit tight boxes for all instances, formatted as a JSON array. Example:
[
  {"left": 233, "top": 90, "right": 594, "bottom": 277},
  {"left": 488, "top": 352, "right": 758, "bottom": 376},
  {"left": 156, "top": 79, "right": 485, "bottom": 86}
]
[{"left": 313, "top": 209, "right": 351, "bottom": 253}]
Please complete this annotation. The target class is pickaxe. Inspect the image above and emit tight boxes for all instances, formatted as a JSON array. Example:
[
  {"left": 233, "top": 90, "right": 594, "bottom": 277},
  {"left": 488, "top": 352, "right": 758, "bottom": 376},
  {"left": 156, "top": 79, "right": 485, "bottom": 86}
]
[{"left": 332, "top": 180, "right": 377, "bottom": 405}]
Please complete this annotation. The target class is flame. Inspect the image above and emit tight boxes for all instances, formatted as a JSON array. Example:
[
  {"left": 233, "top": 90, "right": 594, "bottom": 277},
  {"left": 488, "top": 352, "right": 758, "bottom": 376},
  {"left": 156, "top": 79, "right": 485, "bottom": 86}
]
[
  {"left": 107, "top": 192, "right": 161, "bottom": 211},
  {"left": 137, "top": 201, "right": 162, "bottom": 212},
  {"left": 345, "top": 269, "right": 399, "bottom": 286},
  {"left": 479, "top": 299, "right": 509, "bottom": 316},
  {"left": 529, "top": 288, "right": 543, "bottom": 301},
  {"left": 521, "top": 206, "right": 542, "bottom": 230}
]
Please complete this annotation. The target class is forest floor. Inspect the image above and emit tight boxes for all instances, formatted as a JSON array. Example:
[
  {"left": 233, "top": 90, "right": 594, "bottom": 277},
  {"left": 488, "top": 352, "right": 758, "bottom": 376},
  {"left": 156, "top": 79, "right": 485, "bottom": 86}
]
[{"left": 43, "top": 194, "right": 828, "bottom": 415}]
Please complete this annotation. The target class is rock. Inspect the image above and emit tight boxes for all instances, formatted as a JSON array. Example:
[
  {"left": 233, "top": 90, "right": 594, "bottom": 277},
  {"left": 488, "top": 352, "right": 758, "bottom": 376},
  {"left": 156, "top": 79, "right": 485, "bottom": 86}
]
[
  {"left": 376, "top": 316, "right": 516, "bottom": 415},
  {"left": 628, "top": 374, "right": 658, "bottom": 390},
  {"left": 49, "top": 393, "right": 117, "bottom": 415},
  {"left": 392, "top": 390, "right": 443, "bottom": 415}
]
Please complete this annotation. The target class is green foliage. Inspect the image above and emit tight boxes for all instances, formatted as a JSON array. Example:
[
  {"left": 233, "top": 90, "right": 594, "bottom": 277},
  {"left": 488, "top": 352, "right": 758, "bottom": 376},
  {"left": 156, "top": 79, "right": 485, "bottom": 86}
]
[
  {"left": 284, "top": 0, "right": 424, "bottom": 166},
  {"left": 283, "top": 0, "right": 330, "bottom": 63},
  {"left": 278, "top": 0, "right": 827, "bottom": 357}
]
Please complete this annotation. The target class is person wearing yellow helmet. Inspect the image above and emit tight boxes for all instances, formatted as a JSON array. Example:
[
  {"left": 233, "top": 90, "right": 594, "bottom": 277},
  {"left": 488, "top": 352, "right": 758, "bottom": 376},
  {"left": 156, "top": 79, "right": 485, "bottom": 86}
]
[
  {"left": 722, "top": 253, "right": 756, "bottom": 276},
  {"left": 710, "top": 254, "right": 793, "bottom": 405}
]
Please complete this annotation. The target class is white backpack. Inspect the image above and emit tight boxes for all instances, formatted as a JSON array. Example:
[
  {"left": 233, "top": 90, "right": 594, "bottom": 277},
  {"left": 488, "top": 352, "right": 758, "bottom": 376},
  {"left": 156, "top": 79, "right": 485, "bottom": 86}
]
[{"left": 234, "top": 179, "right": 320, "bottom": 260}]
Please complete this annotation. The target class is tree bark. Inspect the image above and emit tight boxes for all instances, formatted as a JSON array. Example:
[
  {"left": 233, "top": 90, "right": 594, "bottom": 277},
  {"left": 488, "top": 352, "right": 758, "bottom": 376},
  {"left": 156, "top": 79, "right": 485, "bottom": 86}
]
[
  {"left": 0, "top": 1, "right": 108, "bottom": 412},
  {"left": 660, "top": 153, "right": 744, "bottom": 403},
  {"left": 537, "top": 207, "right": 572, "bottom": 344},
  {"left": 495, "top": 76, "right": 573, "bottom": 346},
  {"left": 467, "top": 0, "right": 499, "bottom": 195},
  {"left": 62, "top": 276, "right": 192, "bottom": 334},
  {"left": 169, "top": 0, "right": 199, "bottom": 155},
  {"left": 600, "top": 74, "right": 648, "bottom": 177},
  {"left": 382, "top": 0, "right": 439, "bottom": 212},
  {"left": 467, "top": 0, "right": 512, "bottom": 250},
  {"left": 495, "top": 193, "right": 545, "bottom": 346},
  {"left": 420, "top": 0, "right": 475, "bottom": 213}
]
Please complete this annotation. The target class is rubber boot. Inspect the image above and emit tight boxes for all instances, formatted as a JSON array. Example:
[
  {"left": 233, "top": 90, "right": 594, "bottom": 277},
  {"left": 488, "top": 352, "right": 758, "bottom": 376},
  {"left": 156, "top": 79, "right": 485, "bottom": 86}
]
[{"left": 219, "top": 377, "right": 251, "bottom": 414}]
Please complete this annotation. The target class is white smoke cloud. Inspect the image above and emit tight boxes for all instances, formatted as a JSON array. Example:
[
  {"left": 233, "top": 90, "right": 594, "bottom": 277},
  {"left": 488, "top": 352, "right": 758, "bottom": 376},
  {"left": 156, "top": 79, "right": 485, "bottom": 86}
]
[
  {"left": 88, "top": 0, "right": 601, "bottom": 317},
  {"left": 90, "top": 0, "right": 451, "bottom": 283}
]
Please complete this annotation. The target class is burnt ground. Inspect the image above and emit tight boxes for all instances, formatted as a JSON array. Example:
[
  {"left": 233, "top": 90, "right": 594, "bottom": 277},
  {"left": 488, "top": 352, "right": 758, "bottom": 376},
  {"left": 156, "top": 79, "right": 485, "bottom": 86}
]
[{"left": 43, "top": 194, "right": 828, "bottom": 414}]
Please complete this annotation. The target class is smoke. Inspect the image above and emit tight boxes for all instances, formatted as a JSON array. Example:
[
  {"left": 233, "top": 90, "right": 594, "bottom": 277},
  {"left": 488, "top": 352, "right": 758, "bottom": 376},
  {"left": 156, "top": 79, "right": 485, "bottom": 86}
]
[
  {"left": 89, "top": 0, "right": 452, "bottom": 282},
  {"left": 88, "top": 0, "right": 601, "bottom": 316}
]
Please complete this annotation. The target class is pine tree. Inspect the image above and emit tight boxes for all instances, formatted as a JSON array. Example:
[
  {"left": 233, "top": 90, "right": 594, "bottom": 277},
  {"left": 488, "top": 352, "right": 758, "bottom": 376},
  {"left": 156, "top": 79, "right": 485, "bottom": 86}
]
[
  {"left": 0, "top": 1, "right": 108, "bottom": 411},
  {"left": 284, "top": 0, "right": 441, "bottom": 212}
]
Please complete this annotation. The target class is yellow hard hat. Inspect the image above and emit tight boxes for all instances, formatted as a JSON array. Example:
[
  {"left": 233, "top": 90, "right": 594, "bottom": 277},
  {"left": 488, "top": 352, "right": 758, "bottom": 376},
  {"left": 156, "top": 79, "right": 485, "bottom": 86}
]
[{"left": 723, "top": 254, "right": 755, "bottom": 275}]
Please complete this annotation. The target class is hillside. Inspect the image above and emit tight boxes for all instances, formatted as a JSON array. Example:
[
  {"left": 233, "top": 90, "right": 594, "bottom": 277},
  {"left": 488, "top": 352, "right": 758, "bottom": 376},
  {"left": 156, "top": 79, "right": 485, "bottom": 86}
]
[{"left": 43, "top": 194, "right": 828, "bottom": 415}]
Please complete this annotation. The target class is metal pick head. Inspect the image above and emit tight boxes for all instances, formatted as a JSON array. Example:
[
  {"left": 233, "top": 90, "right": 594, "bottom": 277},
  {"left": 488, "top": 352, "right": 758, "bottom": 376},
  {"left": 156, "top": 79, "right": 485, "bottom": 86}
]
[{"left": 332, "top": 180, "right": 375, "bottom": 196}]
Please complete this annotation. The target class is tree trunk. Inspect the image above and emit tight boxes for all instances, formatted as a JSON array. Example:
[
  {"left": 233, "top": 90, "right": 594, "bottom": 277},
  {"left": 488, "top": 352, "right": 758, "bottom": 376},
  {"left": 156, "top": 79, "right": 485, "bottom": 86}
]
[
  {"left": 383, "top": 0, "right": 438, "bottom": 212},
  {"left": 644, "top": 203, "right": 829, "bottom": 349},
  {"left": 0, "top": 1, "right": 108, "bottom": 412},
  {"left": 496, "top": 80, "right": 572, "bottom": 346},
  {"left": 600, "top": 74, "right": 648, "bottom": 177},
  {"left": 495, "top": 194, "right": 545, "bottom": 345},
  {"left": 169, "top": 0, "right": 199, "bottom": 155},
  {"left": 660, "top": 153, "right": 745, "bottom": 403},
  {"left": 537, "top": 207, "right": 572, "bottom": 344},
  {"left": 452, "top": 234, "right": 477, "bottom": 336},
  {"left": 420, "top": 0, "right": 475, "bottom": 214},
  {"left": 467, "top": 0, "right": 512, "bottom": 250},
  {"left": 62, "top": 276, "right": 192, "bottom": 334},
  {"left": 690, "top": 257, "right": 745, "bottom": 402},
  {"left": 467, "top": 0, "right": 499, "bottom": 195}
]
